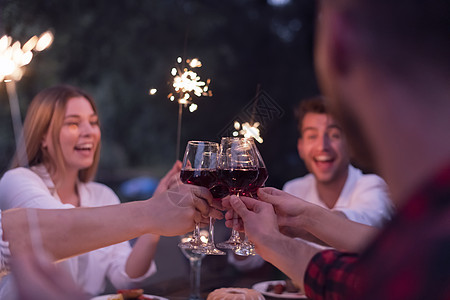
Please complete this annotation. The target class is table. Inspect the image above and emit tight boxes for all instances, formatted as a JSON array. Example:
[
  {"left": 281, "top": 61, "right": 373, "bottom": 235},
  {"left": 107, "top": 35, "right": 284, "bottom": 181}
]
[
  {"left": 101, "top": 227, "right": 296, "bottom": 299},
  {"left": 152, "top": 260, "right": 286, "bottom": 299}
]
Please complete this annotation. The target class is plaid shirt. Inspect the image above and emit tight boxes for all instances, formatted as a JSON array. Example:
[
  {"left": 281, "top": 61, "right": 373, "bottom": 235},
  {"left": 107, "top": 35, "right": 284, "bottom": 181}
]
[{"left": 304, "top": 164, "right": 450, "bottom": 300}]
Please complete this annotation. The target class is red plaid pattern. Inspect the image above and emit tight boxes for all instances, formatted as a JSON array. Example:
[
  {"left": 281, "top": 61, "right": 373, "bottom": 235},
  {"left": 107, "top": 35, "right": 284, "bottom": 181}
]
[
  {"left": 304, "top": 164, "right": 450, "bottom": 300},
  {"left": 304, "top": 250, "right": 358, "bottom": 300}
]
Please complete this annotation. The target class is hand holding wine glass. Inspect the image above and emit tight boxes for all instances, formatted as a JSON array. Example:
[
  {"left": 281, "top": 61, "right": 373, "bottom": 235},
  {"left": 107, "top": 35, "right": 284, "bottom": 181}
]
[
  {"left": 234, "top": 139, "right": 268, "bottom": 256},
  {"left": 178, "top": 141, "right": 225, "bottom": 255}
]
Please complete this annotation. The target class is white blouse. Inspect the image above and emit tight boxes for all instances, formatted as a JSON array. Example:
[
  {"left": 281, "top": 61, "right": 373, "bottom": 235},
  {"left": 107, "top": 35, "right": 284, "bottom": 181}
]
[{"left": 0, "top": 165, "right": 157, "bottom": 298}]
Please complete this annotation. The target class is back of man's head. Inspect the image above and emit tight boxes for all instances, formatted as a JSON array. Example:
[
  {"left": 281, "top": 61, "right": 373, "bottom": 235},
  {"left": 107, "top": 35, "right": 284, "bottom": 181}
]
[{"left": 324, "top": 0, "right": 450, "bottom": 78}]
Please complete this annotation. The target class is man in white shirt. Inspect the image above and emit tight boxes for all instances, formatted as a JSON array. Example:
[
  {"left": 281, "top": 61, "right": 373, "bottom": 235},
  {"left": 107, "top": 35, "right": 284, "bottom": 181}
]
[
  {"left": 283, "top": 97, "right": 394, "bottom": 233},
  {"left": 229, "top": 97, "right": 394, "bottom": 270}
]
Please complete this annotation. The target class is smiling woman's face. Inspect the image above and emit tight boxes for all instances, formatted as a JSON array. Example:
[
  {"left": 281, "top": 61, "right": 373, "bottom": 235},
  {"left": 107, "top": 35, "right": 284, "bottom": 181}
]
[{"left": 43, "top": 96, "right": 101, "bottom": 174}]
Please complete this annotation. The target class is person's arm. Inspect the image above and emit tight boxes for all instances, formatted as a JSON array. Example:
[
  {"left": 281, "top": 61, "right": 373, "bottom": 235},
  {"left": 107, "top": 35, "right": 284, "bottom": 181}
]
[
  {"left": 227, "top": 195, "right": 320, "bottom": 290},
  {"left": 10, "top": 252, "right": 89, "bottom": 300},
  {"left": 123, "top": 160, "right": 179, "bottom": 278},
  {"left": 2, "top": 183, "right": 221, "bottom": 261},
  {"left": 302, "top": 206, "right": 379, "bottom": 252},
  {"left": 303, "top": 249, "right": 359, "bottom": 299},
  {"left": 228, "top": 195, "right": 360, "bottom": 298},
  {"left": 254, "top": 187, "right": 378, "bottom": 253}
]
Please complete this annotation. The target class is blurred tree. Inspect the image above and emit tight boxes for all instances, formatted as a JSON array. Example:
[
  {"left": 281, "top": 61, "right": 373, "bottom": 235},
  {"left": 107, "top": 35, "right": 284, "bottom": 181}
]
[{"left": 0, "top": 0, "right": 318, "bottom": 191}]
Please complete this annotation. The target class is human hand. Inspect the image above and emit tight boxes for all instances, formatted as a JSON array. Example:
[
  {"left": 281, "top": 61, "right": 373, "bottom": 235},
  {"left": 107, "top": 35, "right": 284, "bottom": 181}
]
[
  {"left": 221, "top": 195, "right": 239, "bottom": 229},
  {"left": 227, "top": 195, "right": 280, "bottom": 250},
  {"left": 147, "top": 183, "right": 223, "bottom": 236},
  {"left": 11, "top": 252, "right": 88, "bottom": 300},
  {"left": 153, "top": 161, "right": 182, "bottom": 196},
  {"left": 257, "top": 187, "right": 307, "bottom": 215},
  {"left": 256, "top": 187, "right": 316, "bottom": 238},
  {"left": 222, "top": 189, "right": 307, "bottom": 232}
]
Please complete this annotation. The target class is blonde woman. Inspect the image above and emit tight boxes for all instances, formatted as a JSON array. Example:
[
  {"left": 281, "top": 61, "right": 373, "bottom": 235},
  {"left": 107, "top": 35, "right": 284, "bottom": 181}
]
[{"left": 0, "top": 85, "right": 194, "bottom": 297}]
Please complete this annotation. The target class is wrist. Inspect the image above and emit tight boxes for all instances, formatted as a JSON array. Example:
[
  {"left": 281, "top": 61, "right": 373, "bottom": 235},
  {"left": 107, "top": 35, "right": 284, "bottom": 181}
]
[
  {"left": 126, "top": 200, "right": 158, "bottom": 236},
  {"left": 258, "top": 232, "right": 320, "bottom": 290},
  {"left": 141, "top": 198, "right": 161, "bottom": 235},
  {"left": 254, "top": 229, "right": 285, "bottom": 259},
  {"left": 302, "top": 204, "right": 323, "bottom": 232}
]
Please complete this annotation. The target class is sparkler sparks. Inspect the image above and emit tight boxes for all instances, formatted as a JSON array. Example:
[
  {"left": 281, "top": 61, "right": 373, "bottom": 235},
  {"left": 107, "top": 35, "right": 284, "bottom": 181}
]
[
  {"left": 1, "top": 30, "right": 54, "bottom": 167},
  {"left": 167, "top": 57, "right": 212, "bottom": 113},
  {"left": 233, "top": 121, "right": 264, "bottom": 143},
  {"left": 0, "top": 31, "right": 54, "bottom": 82}
]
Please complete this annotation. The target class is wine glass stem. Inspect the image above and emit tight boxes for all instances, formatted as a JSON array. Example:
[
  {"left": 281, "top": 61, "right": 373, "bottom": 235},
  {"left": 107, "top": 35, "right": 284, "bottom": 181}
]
[
  {"left": 209, "top": 217, "right": 216, "bottom": 246},
  {"left": 189, "top": 258, "right": 202, "bottom": 300},
  {"left": 243, "top": 235, "right": 249, "bottom": 243},
  {"left": 230, "top": 192, "right": 240, "bottom": 240},
  {"left": 231, "top": 214, "right": 240, "bottom": 239},
  {"left": 193, "top": 223, "right": 201, "bottom": 243}
]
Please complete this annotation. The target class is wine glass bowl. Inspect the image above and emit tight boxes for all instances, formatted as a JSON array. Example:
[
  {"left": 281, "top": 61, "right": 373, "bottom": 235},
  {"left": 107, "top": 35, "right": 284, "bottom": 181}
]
[
  {"left": 243, "top": 141, "right": 269, "bottom": 198},
  {"left": 209, "top": 183, "right": 230, "bottom": 199},
  {"left": 180, "top": 169, "right": 218, "bottom": 189},
  {"left": 218, "top": 169, "right": 259, "bottom": 195},
  {"left": 217, "top": 138, "right": 259, "bottom": 194}
]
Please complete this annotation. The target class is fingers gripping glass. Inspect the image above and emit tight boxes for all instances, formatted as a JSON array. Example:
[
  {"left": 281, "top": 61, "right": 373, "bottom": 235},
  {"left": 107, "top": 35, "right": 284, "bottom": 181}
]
[
  {"left": 178, "top": 141, "right": 225, "bottom": 255},
  {"left": 234, "top": 139, "right": 269, "bottom": 256}
]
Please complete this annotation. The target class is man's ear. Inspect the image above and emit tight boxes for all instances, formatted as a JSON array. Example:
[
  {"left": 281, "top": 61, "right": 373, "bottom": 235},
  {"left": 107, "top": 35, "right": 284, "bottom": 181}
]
[{"left": 297, "top": 138, "right": 305, "bottom": 160}]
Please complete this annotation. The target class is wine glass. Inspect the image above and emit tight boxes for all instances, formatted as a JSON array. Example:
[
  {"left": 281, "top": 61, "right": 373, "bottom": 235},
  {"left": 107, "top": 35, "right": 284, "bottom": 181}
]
[
  {"left": 178, "top": 141, "right": 225, "bottom": 255},
  {"left": 234, "top": 139, "right": 269, "bottom": 256},
  {"left": 179, "top": 231, "right": 207, "bottom": 300},
  {"left": 216, "top": 137, "right": 259, "bottom": 250},
  {"left": 243, "top": 140, "right": 268, "bottom": 198}
]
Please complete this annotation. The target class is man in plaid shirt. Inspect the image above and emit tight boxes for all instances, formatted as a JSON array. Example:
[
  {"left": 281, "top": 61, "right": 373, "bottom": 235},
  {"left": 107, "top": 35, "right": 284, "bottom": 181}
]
[{"left": 225, "top": 0, "right": 450, "bottom": 298}]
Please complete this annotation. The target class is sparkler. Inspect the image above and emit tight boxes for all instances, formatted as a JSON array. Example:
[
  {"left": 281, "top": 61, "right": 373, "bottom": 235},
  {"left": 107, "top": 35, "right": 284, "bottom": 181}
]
[
  {"left": 168, "top": 56, "right": 212, "bottom": 111},
  {"left": 230, "top": 84, "right": 265, "bottom": 144},
  {"left": 233, "top": 121, "right": 264, "bottom": 143},
  {"left": 167, "top": 56, "right": 212, "bottom": 159},
  {"left": 0, "top": 31, "right": 54, "bottom": 167}
]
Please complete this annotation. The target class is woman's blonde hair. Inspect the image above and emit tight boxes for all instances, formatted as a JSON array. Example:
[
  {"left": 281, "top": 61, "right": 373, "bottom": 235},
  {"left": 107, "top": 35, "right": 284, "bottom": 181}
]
[{"left": 11, "top": 84, "right": 101, "bottom": 183}]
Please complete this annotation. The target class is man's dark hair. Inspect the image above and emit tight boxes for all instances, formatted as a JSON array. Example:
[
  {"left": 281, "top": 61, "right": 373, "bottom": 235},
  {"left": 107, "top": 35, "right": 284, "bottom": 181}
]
[{"left": 295, "top": 96, "right": 329, "bottom": 137}]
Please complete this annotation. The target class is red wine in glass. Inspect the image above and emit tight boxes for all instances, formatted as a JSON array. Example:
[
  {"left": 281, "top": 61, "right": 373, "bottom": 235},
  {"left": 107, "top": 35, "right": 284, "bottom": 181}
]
[
  {"left": 180, "top": 169, "right": 218, "bottom": 189},
  {"left": 218, "top": 169, "right": 258, "bottom": 194},
  {"left": 210, "top": 183, "right": 230, "bottom": 199},
  {"left": 181, "top": 170, "right": 230, "bottom": 199},
  {"left": 243, "top": 167, "right": 268, "bottom": 197}
]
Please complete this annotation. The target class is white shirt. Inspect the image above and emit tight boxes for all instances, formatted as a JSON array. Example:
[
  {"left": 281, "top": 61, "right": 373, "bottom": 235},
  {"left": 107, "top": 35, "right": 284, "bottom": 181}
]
[
  {"left": 283, "top": 165, "right": 394, "bottom": 228},
  {"left": 0, "top": 166, "right": 157, "bottom": 298}
]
